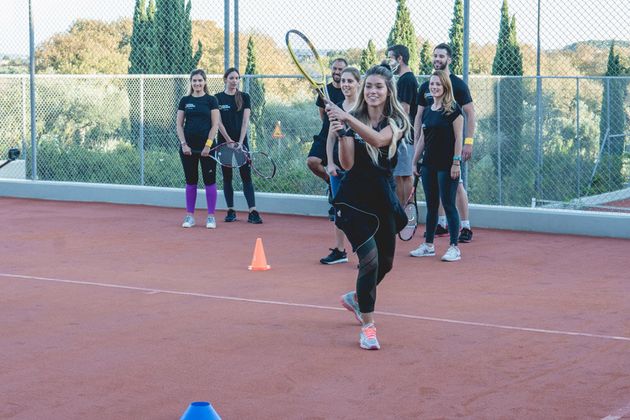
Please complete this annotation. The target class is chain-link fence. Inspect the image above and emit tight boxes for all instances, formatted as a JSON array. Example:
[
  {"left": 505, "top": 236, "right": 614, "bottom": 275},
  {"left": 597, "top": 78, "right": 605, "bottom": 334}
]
[{"left": 1, "top": 0, "right": 629, "bottom": 212}]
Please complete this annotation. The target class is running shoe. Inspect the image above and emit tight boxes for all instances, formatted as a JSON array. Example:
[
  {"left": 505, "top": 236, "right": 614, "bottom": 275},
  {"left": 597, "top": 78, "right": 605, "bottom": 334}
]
[
  {"left": 435, "top": 224, "right": 449, "bottom": 237},
  {"left": 410, "top": 243, "right": 436, "bottom": 257},
  {"left": 224, "top": 209, "right": 237, "bottom": 222},
  {"left": 181, "top": 215, "right": 195, "bottom": 228},
  {"left": 341, "top": 291, "right": 362, "bottom": 324},
  {"left": 206, "top": 216, "right": 216, "bottom": 229},
  {"left": 441, "top": 245, "right": 461, "bottom": 262},
  {"left": 459, "top": 228, "right": 473, "bottom": 243},
  {"left": 248, "top": 210, "right": 263, "bottom": 224},
  {"left": 359, "top": 323, "right": 380, "bottom": 350},
  {"left": 320, "top": 248, "right": 348, "bottom": 265}
]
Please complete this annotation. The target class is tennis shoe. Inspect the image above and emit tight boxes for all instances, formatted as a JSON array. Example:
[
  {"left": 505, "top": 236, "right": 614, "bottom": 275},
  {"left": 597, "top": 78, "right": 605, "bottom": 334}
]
[
  {"left": 359, "top": 323, "right": 380, "bottom": 350},
  {"left": 206, "top": 216, "right": 216, "bottom": 229},
  {"left": 248, "top": 210, "right": 263, "bottom": 224},
  {"left": 224, "top": 209, "right": 237, "bottom": 222},
  {"left": 441, "top": 245, "right": 461, "bottom": 262},
  {"left": 181, "top": 215, "right": 195, "bottom": 228},
  {"left": 435, "top": 224, "right": 449, "bottom": 237},
  {"left": 341, "top": 291, "right": 362, "bottom": 324},
  {"left": 459, "top": 228, "right": 473, "bottom": 243},
  {"left": 320, "top": 248, "right": 348, "bottom": 265},
  {"left": 410, "top": 243, "right": 435, "bottom": 257}
]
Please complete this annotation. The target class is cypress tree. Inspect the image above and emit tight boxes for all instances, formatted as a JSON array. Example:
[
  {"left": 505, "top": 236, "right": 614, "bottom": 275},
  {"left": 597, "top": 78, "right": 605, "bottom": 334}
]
[
  {"left": 449, "top": 0, "right": 464, "bottom": 75},
  {"left": 594, "top": 42, "right": 627, "bottom": 192},
  {"left": 244, "top": 36, "right": 266, "bottom": 147},
  {"left": 492, "top": 0, "right": 524, "bottom": 176},
  {"left": 387, "top": 0, "right": 418, "bottom": 72},
  {"left": 360, "top": 39, "right": 378, "bottom": 73},
  {"left": 419, "top": 40, "right": 433, "bottom": 75},
  {"left": 152, "top": 0, "right": 201, "bottom": 74}
]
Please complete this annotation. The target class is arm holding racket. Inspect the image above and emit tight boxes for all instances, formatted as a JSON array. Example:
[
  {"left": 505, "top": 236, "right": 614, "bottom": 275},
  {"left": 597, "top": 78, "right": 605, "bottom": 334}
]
[
  {"left": 412, "top": 128, "right": 425, "bottom": 177},
  {"left": 325, "top": 125, "right": 340, "bottom": 176},
  {"left": 330, "top": 119, "right": 354, "bottom": 170},
  {"left": 176, "top": 110, "right": 192, "bottom": 155},
  {"left": 326, "top": 102, "right": 398, "bottom": 148},
  {"left": 217, "top": 120, "right": 235, "bottom": 144},
  {"left": 202, "top": 109, "right": 221, "bottom": 157},
  {"left": 238, "top": 108, "right": 251, "bottom": 146}
]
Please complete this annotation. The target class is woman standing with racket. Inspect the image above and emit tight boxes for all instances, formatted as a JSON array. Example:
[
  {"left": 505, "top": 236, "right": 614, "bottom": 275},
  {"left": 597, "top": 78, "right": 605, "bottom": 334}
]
[
  {"left": 176, "top": 69, "right": 220, "bottom": 229},
  {"left": 215, "top": 67, "right": 262, "bottom": 224},
  {"left": 320, "top": 66, "right": 361, "bottom": 265},
  {"left": 326, "top": 65, "right": 410, "bottom": 350},
  {"left": 410, "top": 70, "right": 463, "bottom": 261}
]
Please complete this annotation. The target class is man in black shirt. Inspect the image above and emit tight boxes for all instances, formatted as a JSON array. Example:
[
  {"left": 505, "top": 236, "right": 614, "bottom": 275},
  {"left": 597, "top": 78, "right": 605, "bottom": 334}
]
[
  {"left": 306, "top": 58, "right": 347, "bottom": 183},
  {"left": 387, "top": 44, "right": 418, "bottom": 206},
  {"left": 414, "top": 43, "right": 476, "bottom": 243}
]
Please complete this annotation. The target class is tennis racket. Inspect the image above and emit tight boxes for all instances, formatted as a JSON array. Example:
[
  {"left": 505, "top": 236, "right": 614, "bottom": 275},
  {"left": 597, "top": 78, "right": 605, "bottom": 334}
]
[
  {"left": 285, "top": 29, "right": 330, "bottom": 101},
  {"left": 398, "top": 175, "right": 419, "bottom": 241},
  {"left": 191, "top": 143, "right": 276, "bottom": 179},
  {"left": 0, "top": 148, "right": 20, "bottom": 170}
]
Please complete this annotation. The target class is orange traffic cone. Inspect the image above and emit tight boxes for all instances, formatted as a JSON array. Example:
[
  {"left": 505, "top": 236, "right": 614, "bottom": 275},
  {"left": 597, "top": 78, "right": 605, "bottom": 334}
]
[{"left": 248, "top": 237, "right": 271, "bottom": 271}]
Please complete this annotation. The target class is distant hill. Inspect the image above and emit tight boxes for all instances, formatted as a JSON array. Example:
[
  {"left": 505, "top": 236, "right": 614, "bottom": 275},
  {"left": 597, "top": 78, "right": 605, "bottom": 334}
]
[{"left": 562, "top": 40, "right": 630, "bottom": 51}]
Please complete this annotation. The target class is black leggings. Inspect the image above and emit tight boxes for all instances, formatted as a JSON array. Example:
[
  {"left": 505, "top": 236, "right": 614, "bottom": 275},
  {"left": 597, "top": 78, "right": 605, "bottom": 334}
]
[
  {"left": 421, "top": 167, "right": 459, "bottom": 245},
  {"left": 222, "top": 164, "right": 256, "bottom": 208},
  {"left": 180, "top": 150, "right": 217, "bottom": 185},
  {"left": 356, "top": 228, "right": 396, "bottom": 314}
]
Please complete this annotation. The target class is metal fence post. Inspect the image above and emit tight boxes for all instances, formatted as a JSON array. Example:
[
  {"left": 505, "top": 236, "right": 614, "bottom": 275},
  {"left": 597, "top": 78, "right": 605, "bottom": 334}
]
[
  {"left": 576, "top": 77, "right": 581, "bottom": 199},
  {"left": 29, "top": 0, "right": 37, "bottom": 180},
  {"left": 234, "top": 0, "right": 239, "bottom": 71},
  {"left": 139, "top": 76, "right": 145, "bottom": 186},
  {"left": 224, "top": 0, "right": 230, "bottom": 72},
  {"left": 21, "top": 77, "right": 27, "bottom": 158},
  {"left": 462, "top": 0, "right": 470, "bottom": 190},
  {"left": 497, "top": 78, "right": 502, "bottom": 205},
  {"left": 534, "top": 0, "right": 542, "bottom": 198}
]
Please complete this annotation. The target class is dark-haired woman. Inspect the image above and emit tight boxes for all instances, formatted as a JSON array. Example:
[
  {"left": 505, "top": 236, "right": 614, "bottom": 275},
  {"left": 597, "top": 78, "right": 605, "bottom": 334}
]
[{"left": 215, "top": 67, "right": 262, "bottom": 224}]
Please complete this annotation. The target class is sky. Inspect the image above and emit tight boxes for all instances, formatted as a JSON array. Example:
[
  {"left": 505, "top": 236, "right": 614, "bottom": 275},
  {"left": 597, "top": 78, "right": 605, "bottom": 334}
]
[{"left": 2, "top": 0, "right": 630, "bottom": 57}]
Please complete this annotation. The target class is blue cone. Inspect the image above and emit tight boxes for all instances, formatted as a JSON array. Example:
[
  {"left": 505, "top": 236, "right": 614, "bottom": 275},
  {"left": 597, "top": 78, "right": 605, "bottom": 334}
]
[{"left": 180, "top": 401, "right": 221, "bottom": 420}]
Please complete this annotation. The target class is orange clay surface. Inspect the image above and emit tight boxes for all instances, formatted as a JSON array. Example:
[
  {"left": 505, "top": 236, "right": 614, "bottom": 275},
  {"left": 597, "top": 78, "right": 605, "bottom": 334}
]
[{"left": 1, "top": 197, "right": 629, "bottom": 419}]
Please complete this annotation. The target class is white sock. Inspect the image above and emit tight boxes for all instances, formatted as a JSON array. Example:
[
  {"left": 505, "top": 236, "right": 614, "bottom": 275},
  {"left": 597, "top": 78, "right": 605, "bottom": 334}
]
[
  {"left": 461, "top": 220, "right": 471, "bottom": 229},
  {"left": 438, "top": 216, "right": 447, "bottom": 226}
]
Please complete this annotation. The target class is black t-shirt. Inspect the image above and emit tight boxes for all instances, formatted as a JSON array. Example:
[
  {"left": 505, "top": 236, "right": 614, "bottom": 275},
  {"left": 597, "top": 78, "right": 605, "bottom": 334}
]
[
  {"left": 314, "top": 83, "right": 344, "bottom": 142},
  {"left": 417, "top": 74, "right": 473, "bottom": 108},
  {"left": 178, "top": 94, "right": 218, "bottom": 135},
  {"left": 332, "top": 119, "right": 407, "bottom": 250},
  {"left": 396, "top": 71, "right": 419, "bottom": 135},
  {"left": 215, "top": 91, "right": 251, "bottom": 143},
  {"left": 421, "top": 104, "right": 463, "bottom": 170}
]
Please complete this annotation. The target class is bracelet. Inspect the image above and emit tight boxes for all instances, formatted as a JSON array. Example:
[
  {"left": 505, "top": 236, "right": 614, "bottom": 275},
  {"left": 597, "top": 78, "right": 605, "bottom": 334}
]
[
  {"left": 464, "top": 137, "right": 474, "bottom": 145},
  {"left": 453, "top": 155, "right": 462, "bottom": 161},
  {"left": 452, "top": 163, "right": 460, "bottom": 166}
]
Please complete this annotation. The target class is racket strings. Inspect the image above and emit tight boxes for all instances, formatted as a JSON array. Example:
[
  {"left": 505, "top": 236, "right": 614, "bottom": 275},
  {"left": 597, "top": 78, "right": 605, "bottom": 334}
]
[
  {"left": 215, "top": 145, "right": 247, "bottom": 168},
  {"left": 287, "top": 33, "right": 325, "bottom": 83}
]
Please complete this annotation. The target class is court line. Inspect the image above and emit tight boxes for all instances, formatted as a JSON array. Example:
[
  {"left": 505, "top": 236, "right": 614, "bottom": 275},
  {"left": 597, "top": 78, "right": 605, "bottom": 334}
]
[
  {"left": 602, "top": 402, "right": 630, "bottom": 420},
  {"left": 2, "top": 272, "right": 630, "bottom": 343}
]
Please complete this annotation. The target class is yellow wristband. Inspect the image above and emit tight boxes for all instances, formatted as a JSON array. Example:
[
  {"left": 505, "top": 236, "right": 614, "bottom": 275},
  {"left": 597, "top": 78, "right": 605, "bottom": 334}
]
[
  {"left": 464, "top": 137, "right": 474, "bottom": 145},
  {"left": 205, "top": 140, "right": 213, "bottom": 147}
]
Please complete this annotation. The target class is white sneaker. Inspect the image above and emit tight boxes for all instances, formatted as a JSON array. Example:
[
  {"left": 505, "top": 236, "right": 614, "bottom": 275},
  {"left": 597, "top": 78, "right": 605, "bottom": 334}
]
[
  {"left": 441, "top": 245, "right": 461, "bottom": 262},
  {"left": 410, "top": 243, "right": 435, "bottom": 257},
  {"left": 181, "top": 215, "right": 195, "bottom": 228},
  {"left": 206, "top": 216, "right": 216, "bottom": 229}
]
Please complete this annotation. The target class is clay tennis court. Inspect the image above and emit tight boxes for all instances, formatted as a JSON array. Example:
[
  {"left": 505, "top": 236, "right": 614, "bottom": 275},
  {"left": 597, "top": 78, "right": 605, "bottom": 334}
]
[{"left": 1, "top": 197, "right": 629, "bottom": 419}]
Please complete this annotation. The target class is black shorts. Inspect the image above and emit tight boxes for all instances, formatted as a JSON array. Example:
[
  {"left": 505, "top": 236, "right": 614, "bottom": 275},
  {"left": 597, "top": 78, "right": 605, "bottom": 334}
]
[{"left": 307, "top": 137, "right": 327, "bottom": 164}]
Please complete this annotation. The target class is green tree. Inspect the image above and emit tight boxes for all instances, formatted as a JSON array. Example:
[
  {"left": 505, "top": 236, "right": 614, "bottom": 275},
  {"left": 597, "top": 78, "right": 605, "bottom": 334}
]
[
  {"left": 419, "top": 40, "right": 433, "bottom": 75},
  {"left": 387, "top": 0, "right": 418, "bottom": 72},
  {"left": 592, "top": 42, "right": 627, "bottom": 193},
  {"left": 360, "top": 39, "right": 378, "bottom": 73},
  {"left": 152, "top": 0, "right": 202, "bottom": 74},
  {"left": 244, "top": 36, "right": 266, "bottom": 148},
  {"left": 449, "top": 0, "right": 464, "bottom": 75},
  {"left": 36, "top": 19, "right": 132, "bottom": 74},
  {"left": 492, "top": 0, "right": 524, "bottom": 177},
  {"left": 129, "top": 0, "right": 157, "bottom": 74}
]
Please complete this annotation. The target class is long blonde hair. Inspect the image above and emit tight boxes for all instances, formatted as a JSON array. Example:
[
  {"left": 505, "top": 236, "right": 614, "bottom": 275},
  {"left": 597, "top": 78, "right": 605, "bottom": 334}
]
[
  {"left": 431, "top": 70, "right": 456, "bottom": 115},
  {"left": 351, "top": 65, "right": 411, "bottom": 165}
]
